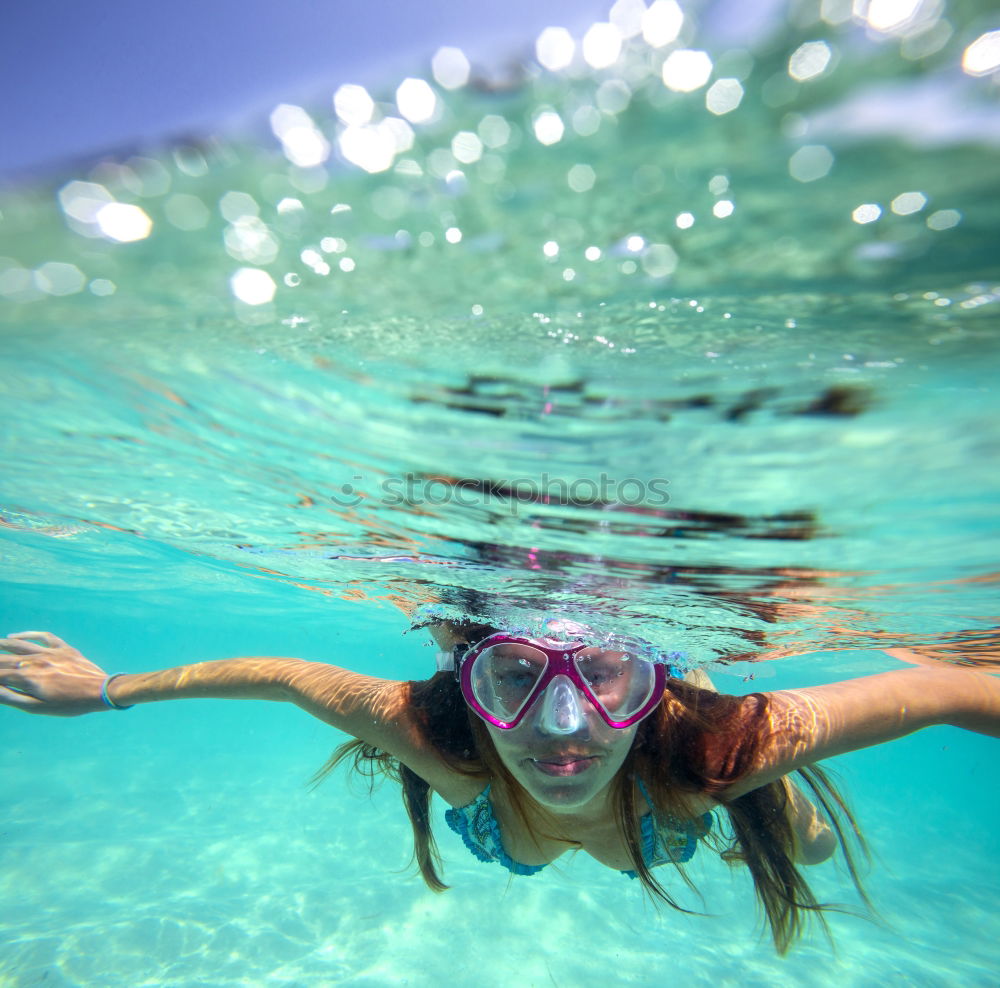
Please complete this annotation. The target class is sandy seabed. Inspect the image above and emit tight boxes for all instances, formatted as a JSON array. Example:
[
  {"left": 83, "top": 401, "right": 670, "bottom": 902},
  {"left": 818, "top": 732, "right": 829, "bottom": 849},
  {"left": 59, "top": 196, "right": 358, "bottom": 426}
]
[{"left": 2, "top": 705, "right": 998, "bottom": 988}]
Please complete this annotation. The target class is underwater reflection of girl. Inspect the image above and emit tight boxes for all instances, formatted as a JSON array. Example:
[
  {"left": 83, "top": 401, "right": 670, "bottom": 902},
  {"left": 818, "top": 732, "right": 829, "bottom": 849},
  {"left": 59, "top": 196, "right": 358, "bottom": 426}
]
[{"left": 2, "top": 620, "right": 999, "bottom": 954}]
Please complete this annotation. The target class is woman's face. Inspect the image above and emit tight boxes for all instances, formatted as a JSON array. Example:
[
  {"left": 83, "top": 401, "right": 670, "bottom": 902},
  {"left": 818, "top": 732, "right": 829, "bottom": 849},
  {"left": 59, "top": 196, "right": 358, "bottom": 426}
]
[
  {"left": 483, "top": 689, "right": 639, "bottom": 813},
  {"left": 441, "top": 624, "right": 642, "bottom": 812}
]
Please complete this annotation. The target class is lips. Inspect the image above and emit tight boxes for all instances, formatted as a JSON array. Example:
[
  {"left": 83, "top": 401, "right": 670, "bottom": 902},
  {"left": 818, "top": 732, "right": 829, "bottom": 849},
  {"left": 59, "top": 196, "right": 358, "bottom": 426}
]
[{"left": 528, "top": 755, "right": 598, "bottom": 777}]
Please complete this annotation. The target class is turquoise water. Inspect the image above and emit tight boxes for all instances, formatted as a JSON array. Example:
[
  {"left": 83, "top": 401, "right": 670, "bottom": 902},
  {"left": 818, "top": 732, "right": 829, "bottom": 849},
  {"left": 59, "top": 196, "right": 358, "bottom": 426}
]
[{"left": 2, "top": 1, "right": 1000, "bottom": 984}]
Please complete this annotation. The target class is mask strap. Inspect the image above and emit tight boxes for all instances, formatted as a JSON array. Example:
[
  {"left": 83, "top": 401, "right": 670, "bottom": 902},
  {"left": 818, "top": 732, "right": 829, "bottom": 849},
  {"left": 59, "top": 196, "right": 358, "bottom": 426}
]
[{"left": 438, "top": 642, "right": 468, "bottom": 674}]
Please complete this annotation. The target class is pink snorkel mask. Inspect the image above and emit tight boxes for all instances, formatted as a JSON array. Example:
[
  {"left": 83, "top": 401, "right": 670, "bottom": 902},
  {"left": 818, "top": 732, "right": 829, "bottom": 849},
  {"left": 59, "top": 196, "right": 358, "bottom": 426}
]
[{"left": 449, "top": 628, "right": 681, "bottom": 732}]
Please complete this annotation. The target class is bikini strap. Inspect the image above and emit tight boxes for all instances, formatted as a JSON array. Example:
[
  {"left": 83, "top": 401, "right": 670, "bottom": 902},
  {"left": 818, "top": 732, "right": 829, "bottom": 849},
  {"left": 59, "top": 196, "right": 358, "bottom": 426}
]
[{"left": 636, "top": 777, "right": 655, "bottom": 810}]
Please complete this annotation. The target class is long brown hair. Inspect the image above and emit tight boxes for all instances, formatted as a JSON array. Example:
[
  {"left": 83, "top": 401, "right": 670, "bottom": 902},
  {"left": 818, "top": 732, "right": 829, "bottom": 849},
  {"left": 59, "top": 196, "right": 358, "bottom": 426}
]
[{"left": 312, "top": 671, "right": 870, "bottom": 954}]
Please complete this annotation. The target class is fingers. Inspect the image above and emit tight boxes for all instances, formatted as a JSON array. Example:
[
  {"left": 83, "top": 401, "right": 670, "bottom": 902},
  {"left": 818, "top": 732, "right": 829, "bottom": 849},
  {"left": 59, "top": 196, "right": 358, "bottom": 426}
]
[
  {"left": 0, "top": 657, "right": 34, "bottom": 689},
  {"left": 0, "top": 632, "right": 105, "bottom": 686},
  {"left": 0, "top": 638, "right": 50, "bottom": 656},
  {"left": 0, "top": 683, "right": 43, "bottom": 709},
  {"left": 8, "top": 631, "right": 69, "bottom": 648}
]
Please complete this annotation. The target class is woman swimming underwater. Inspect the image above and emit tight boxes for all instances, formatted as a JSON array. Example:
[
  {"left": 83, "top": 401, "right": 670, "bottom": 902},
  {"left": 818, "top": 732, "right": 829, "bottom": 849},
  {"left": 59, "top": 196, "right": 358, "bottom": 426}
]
[{"left": 2, "top": 617, "right": 998, "bottom": 953}]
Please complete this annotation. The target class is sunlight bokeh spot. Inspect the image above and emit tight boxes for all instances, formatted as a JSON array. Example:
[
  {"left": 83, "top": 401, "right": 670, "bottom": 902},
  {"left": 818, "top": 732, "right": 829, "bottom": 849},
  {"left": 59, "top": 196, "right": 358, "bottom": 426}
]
[
  {"left": 431, "top": 47, "right": 471, "bottom": 90},
  {"left": 333, "top": 85, "right": 376, "bottom": 127},
  {"left": 642, "top": 0, "right": 683, "bottom": 47},
  {"left": 97, "top": 203, "right": 153, "bottom": 242},
  {"left": 230, "top": 268, "right": 276, "bottom": 305},
  {"left": 706, "top": 79, "right": 744, "bottom": 115},
  {"left": 662, "top": 50, "right": 713, "bottom": 92},
  {"left": 789, "top": 41, "right": 833, "bottom": 81},
  {"left": 962, "top": 30, "right": 1000, "bottom": 76},
  {"left": 396, "top": 78, "right": 438, "bottom": 124},
  {"left": 536, "top": 26, "right": 575, "bottom": 71},
  {"left": 582, "top": 22, "right": 623, "bottom": 70},
  {"left": 533, "top": 110, "right": 565, "bottom": 145}
]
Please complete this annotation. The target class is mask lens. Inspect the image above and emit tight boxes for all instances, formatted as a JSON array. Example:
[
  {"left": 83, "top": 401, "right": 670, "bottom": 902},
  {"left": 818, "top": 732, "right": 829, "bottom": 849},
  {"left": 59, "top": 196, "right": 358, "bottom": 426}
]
[
  {"left": 470, "top": 644, "right": 548, "bottom": 722},
  {"left": 574, "top": 649, "right": 657, "bottom": 722}
]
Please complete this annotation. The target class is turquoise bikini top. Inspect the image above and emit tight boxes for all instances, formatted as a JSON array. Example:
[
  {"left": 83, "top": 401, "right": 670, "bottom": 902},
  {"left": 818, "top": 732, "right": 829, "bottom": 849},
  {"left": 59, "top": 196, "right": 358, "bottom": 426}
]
[{"left": 445, "top": 779, "right": 711, "bottom": 879}]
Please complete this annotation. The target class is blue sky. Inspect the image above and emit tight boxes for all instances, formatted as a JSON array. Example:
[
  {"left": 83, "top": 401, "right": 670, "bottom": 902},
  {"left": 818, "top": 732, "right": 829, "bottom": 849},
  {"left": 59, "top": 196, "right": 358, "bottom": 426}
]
[{"left": 1, "top": 0, "right": 617, "bottom": 178}]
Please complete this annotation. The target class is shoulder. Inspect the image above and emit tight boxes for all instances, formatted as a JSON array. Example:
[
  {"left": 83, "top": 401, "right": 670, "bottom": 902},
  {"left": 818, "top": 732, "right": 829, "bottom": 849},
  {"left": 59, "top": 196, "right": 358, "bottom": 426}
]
[
  {"left": 356, "top": 676, "right": 491, "bottom": 805},
  {"left": 392, "top": 726, "right": 489, "bottom": 807},
  {"left": 432, "top": 775, "right": 492, "bottom": 808},
  {"left": 291, "top": 660, "right": 501, "bottom": 803}
]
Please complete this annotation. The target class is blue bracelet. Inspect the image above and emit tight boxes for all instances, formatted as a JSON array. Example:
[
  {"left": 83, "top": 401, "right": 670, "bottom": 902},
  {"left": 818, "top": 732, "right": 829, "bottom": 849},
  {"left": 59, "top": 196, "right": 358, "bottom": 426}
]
[{"left": 100, "top": 674, "right": 134, "bottom": 710}]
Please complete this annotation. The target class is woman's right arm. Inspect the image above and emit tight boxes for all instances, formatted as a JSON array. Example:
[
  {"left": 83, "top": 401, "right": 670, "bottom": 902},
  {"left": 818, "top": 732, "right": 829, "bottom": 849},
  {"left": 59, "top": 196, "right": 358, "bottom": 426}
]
[{"left": 0, "top": 631, "right": 437, "bottom": 771}]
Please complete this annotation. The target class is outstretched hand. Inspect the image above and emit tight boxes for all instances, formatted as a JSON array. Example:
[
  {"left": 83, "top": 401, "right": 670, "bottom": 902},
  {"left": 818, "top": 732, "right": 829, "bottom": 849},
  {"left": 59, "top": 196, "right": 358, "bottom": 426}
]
[{"left": 0, "top": 631, "right": 110, "bottom": 716}]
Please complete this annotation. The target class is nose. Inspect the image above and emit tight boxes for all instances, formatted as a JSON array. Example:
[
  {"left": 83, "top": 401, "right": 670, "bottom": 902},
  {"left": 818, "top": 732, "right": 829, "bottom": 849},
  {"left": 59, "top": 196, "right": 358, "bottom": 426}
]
[{"left": 537, "top": 674, "right": 587, "bottom": 735}]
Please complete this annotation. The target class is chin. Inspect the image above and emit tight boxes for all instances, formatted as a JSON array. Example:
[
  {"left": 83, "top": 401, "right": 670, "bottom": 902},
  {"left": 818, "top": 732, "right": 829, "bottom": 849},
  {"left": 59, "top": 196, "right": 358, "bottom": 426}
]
[
  {"left": 520, "top": 779, "right": 595, "bottom": 808},
  {"left": 515, "top": 758, "right": 609, "bottom": 807}
]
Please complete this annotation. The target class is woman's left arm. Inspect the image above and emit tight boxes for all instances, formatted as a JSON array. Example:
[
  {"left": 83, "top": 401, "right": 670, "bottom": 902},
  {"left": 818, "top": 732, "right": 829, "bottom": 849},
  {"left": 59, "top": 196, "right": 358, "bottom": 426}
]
[{"left": 724, "top": 665, "right": 1000, "bottom": 797}]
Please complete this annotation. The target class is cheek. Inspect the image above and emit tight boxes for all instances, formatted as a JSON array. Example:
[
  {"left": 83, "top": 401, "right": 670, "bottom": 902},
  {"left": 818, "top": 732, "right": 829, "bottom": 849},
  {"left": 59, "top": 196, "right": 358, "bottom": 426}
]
[
  {"left": 588, "top": 724, "right": 638, "bottom": 768},
  {"left": 484, "top": 727, "right": 521, "bottom": 767}
]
